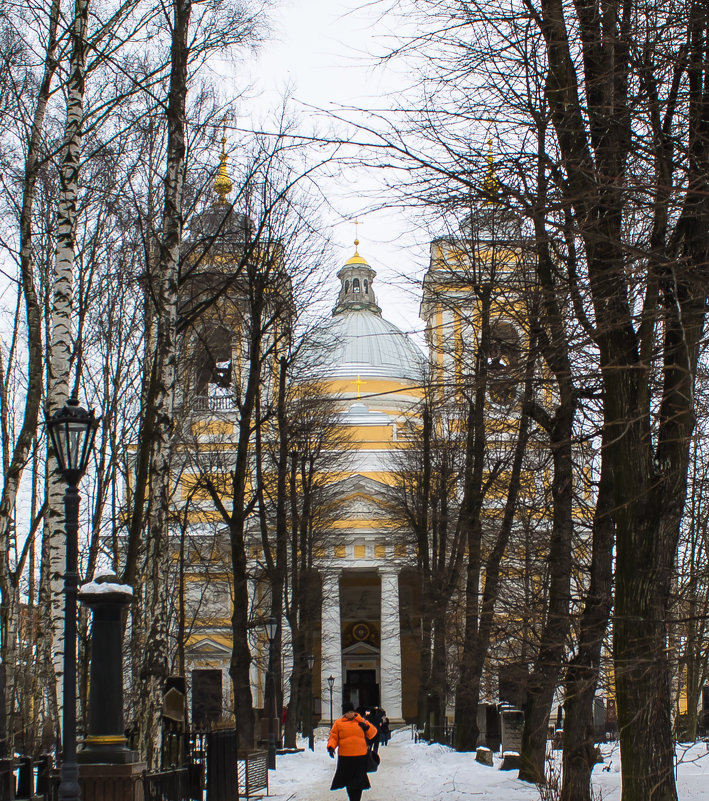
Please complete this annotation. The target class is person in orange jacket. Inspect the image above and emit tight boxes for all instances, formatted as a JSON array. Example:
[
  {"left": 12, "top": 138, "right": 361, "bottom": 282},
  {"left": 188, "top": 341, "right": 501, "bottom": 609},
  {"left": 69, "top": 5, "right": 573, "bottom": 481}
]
[{"left": 327, "top": 701, "right": 378, "bottom": 801}]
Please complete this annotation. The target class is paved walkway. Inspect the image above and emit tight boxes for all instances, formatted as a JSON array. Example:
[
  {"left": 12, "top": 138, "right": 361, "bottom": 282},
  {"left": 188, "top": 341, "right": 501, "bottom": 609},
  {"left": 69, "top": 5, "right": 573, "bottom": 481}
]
[
  {"left": 265, "top": 733, "right": 709, "bottom": 801},
  {"left": 266, "top": 729, "right": 540, "bottom": 801}
]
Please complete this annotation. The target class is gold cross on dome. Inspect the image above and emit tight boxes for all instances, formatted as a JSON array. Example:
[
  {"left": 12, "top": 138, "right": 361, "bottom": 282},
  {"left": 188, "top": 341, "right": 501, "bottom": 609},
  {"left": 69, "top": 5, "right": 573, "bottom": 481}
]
[{"left": 354, "top": 375, "right": 367, "bottom": 400}]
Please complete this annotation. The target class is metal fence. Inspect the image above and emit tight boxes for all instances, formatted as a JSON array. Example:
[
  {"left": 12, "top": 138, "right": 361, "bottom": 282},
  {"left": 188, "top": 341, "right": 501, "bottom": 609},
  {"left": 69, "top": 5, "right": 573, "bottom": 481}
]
[
  {"left": 412, "top": 724, "right": 456, "bottom": 747},
  {"left": 237, "top": 751, "right": 268, "bottom": 799},
  {"left": 28, "top": 726, "right": 264, "bottom": 801},
  {"left": 206, "top": 730, "right": 237, "bottom": 801},
  {"left": 144, "top": 767, "right": 190, "bottom": 801},
  {"left": 0, "top": 760, "right": 13, "bottom": 801}
]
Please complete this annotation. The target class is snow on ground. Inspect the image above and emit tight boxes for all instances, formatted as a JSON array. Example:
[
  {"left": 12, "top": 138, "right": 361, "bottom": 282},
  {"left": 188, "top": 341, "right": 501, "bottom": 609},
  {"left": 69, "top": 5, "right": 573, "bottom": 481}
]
[{"left": 266, "top": 728, "right": 709, "bottom": 800}]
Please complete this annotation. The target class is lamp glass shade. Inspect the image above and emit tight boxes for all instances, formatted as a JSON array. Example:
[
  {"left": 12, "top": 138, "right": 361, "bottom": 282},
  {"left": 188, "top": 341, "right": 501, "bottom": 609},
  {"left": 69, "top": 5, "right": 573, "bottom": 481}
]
[
  {"left": 306, "top": 653, "right": 315, "bottom": 670},
  {"left": 47, "top": 396, "right": 99, "bottom": 483},
  {"left": 264, "top": 616, "right": 277, "bottom": 642},
  {"left": 327, "top": 675, "right": 335, "bottom": 689}
]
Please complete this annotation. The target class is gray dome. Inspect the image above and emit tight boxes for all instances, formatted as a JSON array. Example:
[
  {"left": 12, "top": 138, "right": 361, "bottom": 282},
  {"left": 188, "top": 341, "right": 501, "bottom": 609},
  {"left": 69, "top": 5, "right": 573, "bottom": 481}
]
[{"left": 309, "top": 308, "right": 425, "bottom": 383}]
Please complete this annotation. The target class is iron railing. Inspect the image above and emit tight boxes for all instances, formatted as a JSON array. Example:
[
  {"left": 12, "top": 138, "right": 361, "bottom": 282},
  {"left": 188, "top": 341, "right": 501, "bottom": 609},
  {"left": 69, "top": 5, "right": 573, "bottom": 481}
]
[
  {"left": 0, "top": 760, "right": 14, "bottom": 801},
  {"left": 237, "top": 751, "right": 268, "bottom": 799},
  {"left": 193, "top": 396, "right": 235, "bottom": 412},
  {"left": 413, "top": 724, "right": 457, "bottom": 747},
  {"left": 144, "top": 767, "right": 190, "bottom": 801}
]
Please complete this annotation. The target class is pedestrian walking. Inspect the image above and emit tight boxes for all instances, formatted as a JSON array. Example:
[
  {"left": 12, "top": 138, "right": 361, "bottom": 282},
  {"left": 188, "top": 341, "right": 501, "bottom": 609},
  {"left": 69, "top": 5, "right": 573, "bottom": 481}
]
[
  {"left": 370, "top": 707, "right": 383, "bottom": 754},
  {"left": 327, "top": 701, "right": 378, "bottom": 801},
  {"left": 379, "top": 710, "right": 390, "bottom": 746}
]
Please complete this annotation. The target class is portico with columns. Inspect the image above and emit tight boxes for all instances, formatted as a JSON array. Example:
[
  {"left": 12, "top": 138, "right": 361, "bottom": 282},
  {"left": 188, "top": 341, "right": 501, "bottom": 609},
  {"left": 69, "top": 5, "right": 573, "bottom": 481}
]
[{"left": 319, "top": 564, "right": 405, "bottom": 725}]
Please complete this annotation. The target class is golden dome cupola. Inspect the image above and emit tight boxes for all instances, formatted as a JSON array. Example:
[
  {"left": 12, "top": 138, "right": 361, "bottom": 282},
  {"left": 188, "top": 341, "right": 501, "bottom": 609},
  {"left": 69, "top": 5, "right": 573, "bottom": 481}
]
[
  {"left": 333, "top": 240, "right": 382, "bottom": 316},
  {"left": 214, "top": 137, "right": 233, "bottom": 203}
]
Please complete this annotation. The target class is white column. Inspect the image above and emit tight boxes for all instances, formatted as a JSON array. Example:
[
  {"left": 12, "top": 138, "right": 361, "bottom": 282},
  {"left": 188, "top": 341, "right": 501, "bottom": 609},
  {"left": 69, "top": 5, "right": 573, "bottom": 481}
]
[
  {"left": 247, "top": 578, "right": 261, "bottom": 705},
  {"left": 379, "top": 569, "right": 403, "bottom": 721},
  {"left": 321, "top": 570, "right": 342, "bottom": 726}
]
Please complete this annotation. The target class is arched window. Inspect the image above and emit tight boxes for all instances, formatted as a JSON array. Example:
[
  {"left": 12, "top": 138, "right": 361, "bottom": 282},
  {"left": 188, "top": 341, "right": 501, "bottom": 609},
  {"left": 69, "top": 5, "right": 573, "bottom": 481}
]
[
  {"left": 364, "top": 279, "right": 369, "bottom": 294},
  {"left": 353, "top": 278, "right": 361, "bottom": 293},
  {"left": 345, "top": 280, "right": 350, "bottom": 294},
  {"left": 195, "top": 325, "right": 233, "bottom": 396}
]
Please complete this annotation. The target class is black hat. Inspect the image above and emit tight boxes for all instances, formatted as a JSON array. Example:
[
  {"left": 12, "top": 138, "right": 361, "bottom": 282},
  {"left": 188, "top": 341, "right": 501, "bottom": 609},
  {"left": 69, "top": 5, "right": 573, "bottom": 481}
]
[{"left": 342, "top": 701, "right": 355, "bottom": 714}]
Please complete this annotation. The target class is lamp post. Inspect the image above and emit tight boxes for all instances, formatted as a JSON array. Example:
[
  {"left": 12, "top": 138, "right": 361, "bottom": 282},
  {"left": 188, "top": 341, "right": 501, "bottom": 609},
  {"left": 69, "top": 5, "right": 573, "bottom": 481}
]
[
  {"left": 47, "top": 395, "right": 99, "bottom": 801},
  {"left": 306, "top": 653, "right": 315, "bottom": 751},
  {"left": 327, "top": 675, "right": 335, "bottom": 728},
  {"left": 263, "top": 616, "right": 277, "bottom": 770}
]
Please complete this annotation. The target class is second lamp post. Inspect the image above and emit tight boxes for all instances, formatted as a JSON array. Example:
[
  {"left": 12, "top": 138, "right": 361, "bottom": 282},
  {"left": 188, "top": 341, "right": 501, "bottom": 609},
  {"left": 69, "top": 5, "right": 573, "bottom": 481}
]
[
  {"left": 306, "top": 653, "right": 315, "bottom": 751},
  {"left": 47, "top": 395, "right": 99, "bottom": 801},
  {"left": 327, "top": 674, "right": 335, "bottom": 728},
  {"left": 263, "top": 616, "right": 278, "bottom": 770}
]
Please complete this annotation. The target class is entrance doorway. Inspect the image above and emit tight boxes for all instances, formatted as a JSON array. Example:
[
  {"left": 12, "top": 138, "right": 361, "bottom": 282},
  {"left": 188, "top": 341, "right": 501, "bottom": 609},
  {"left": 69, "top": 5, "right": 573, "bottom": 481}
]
[
  {"left": 191, "top": 669, "right": 222, "bottom": 727},
  {"left": 344, "top": 669, "right": 380, "bottom": 709}
]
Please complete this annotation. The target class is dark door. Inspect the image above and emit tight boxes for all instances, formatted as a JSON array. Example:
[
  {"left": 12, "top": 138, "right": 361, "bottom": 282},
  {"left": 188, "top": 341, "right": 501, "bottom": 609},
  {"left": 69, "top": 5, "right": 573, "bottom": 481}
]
[
  {"left": 192, "top": 669, "right": 222, "bottom": 727},
  {"left": 344, "top": 670, "right": 379, "bottom": 709}
]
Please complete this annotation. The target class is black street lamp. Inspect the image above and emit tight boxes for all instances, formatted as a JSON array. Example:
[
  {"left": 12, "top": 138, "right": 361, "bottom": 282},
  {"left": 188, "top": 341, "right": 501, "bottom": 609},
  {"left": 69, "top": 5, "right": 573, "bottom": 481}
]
[
  {"left": 306, "top": 653, "right": 315, "bottom": 752},
  {"left": 327, "top": 675, "right": 335, "bottom": 728},
  {"left": 46, "top": 395, "right": 99, "bottom": 801},
  {"left": 263, "top": 616, "right": 278, "bottom": 770}
]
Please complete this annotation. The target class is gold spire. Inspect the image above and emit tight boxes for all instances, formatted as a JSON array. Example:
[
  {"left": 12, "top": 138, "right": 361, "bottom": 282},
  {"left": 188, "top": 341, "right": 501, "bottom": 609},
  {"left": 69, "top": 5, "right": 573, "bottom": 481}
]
[
  {"left": 345, "top": 218, "right": 368, "bottom": 265},
  {"left": 214, "top": 137, "right": 233, "bottom": 203},
  {"left": 354, "top": 218, "right": 361, "bottom": 255},
  {"left": 483, "top": 138, "right": 500, "bottom": 201}
]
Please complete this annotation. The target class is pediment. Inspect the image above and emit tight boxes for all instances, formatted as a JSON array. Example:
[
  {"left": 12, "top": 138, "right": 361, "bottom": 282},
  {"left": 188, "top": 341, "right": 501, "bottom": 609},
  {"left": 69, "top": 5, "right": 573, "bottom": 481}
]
[
  {"left": 328, "top": 474, "right": 390, "bottom": 499},
  {"left": 186, "top": 637, "right": 231, "bottom": 657},
  {"left": 327, "top": 475, "right": 392, "bottom": 519},
  {"left": 343, "top": 641, "right": 380, "bottom": 656}
]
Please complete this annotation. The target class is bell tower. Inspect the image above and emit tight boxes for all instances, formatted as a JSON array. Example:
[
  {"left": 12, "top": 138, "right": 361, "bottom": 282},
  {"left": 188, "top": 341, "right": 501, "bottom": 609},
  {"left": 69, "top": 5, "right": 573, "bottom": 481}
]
[{"left": 333, "top": 239, "right": 382, "bottom": 317}]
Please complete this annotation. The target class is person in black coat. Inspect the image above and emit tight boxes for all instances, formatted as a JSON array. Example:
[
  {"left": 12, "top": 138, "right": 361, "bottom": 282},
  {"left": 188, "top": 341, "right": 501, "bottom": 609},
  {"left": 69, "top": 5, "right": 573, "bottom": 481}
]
[
  {"left": 379, "top": 709, "right": 390, "bottom": 746},
  {"left": 370, "top": 707, "right": 384, "bottom": 754}
]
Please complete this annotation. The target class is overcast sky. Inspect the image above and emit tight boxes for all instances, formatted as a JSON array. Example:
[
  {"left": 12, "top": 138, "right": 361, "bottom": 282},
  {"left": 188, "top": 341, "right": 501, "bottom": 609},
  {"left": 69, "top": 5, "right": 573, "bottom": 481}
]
[{"left": 241, "top": 0, "right": 429, "bottom": 337}]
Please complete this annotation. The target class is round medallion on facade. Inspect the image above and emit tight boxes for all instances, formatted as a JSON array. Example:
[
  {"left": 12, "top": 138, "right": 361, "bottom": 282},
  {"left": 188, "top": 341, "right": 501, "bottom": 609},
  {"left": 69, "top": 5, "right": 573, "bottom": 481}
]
[{"left": 352, "top": 622, "right": 371, "bottom": 642}]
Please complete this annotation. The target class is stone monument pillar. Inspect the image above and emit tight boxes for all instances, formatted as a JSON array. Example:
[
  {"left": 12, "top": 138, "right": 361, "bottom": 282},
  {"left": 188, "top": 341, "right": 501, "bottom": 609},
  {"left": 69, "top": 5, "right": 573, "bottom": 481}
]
[
  {"left": 379, "top": 569, "right": 403, "bottom": 721},
  {"left": 76, "top": 573, "right": 145, "bottom": 801},
  {"left": 79, "top": 575, "right": 137, "bottom": 762}
]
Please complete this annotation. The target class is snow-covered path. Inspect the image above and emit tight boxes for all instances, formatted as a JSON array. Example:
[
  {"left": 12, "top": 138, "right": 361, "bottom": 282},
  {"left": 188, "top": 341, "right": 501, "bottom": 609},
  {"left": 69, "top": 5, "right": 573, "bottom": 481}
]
[{"left": 266, "top": 729, "right": 709, "bottom": 801}]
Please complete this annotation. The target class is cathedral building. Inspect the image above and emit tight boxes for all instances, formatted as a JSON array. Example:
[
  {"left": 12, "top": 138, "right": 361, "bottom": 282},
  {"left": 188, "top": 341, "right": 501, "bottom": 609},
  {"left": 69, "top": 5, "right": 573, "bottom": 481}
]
[
  {"left": 181, "top": 233, "right": 429, "bottom": 725},
  {"left": 177, "top": 151, "right": 539, "bottom": 730}
]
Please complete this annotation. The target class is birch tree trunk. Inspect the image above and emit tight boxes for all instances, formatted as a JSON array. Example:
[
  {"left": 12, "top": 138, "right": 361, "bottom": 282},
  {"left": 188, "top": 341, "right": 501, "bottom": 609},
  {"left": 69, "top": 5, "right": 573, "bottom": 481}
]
[
  {"left": 45, "top": 0, "right": 90, "bottom": 727},
  {"left": 135, "top": 0, "right": 191, "bottom": 769},
  {"left": 0, "top": 0, "right": 61, "bottom": 754}
]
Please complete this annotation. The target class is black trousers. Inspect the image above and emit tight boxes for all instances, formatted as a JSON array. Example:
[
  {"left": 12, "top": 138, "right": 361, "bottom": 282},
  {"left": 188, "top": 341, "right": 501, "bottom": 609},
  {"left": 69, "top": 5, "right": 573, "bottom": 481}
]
[{"left": 347, "top": 789, "right": 363, "bottom": 801}]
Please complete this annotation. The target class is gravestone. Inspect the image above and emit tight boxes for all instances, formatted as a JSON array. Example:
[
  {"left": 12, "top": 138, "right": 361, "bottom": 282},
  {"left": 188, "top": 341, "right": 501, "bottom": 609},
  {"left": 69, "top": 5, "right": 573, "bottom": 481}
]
[
  {"left": 500, "top": 708, "right": 524, "bottom": 755},
  {"left": 475, "top": 746, "right": 493, "bottom": 766},
  {"left": 499, "top": 702, "right": 523, "bottom": 770},
  {"left": 500, "top": 752, "right": 521, "bottom": 771}
]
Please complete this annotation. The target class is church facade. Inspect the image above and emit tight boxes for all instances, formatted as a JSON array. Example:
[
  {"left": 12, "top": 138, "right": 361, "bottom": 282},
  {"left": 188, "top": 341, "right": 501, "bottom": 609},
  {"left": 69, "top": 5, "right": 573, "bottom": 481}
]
[
  {"left": 177, "top": 157, "right": 536, "bottom": 729},
  {"left": 181, "top": 239, "right": 430, "bottom": 725}
]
